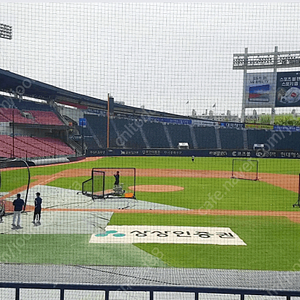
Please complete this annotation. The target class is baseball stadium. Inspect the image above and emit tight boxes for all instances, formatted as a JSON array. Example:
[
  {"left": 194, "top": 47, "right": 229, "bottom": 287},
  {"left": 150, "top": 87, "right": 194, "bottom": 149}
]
[{"left": 1, "top": 3, "right": 300, "bottom": 300}]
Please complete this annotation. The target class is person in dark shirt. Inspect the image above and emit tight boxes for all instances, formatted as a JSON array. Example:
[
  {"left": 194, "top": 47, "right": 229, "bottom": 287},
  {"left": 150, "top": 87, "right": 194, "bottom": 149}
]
[
  {"left": 12, "top": 194, "right": 25, "bottom": 229},
  {"left": 33, "top": 192, "right": 42, "bottom": 225},
  {"left": 114, "top": 171, "right": 120, "bottom": 186},
  {"left": 0, "top": 200, "right": 4, "bottom": 223}
]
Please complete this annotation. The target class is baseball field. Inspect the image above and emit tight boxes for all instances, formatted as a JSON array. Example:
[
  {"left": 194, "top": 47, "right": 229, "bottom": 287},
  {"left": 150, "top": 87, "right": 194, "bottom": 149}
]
[{"left": 1, "top": 156, "right": 300, "bottom": 271}]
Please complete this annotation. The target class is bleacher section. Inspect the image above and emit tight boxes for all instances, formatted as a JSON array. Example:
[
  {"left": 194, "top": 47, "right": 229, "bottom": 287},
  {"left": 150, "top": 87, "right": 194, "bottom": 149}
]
[
  {"left": 0, "top": 135, "right": 75, "bottom": 159},
  {"left": 83, "top": 112, "right": 300, "bottom": 153},
  {"left": 84, "top": 113, "right": 224, "bottom": 150},
  {"left": 165, "top": 123, "right": 194, "bottom": 148},
  {"left": 38, "top": 137, "right": 75, "bottom": 155},
  {"left": 273, "top": 131, "right": 300, "bottom": 151},
  {"left": 248, "top": 129, "right": 300, "bottom": 152},
  {"left": 247, "top": 129, "right": 271, "bottom": 150},
  {"left": 0, "top": 108, "right": 35, "bottom": 124},
  {"left": 83, "top": 114, "right": 107, "bottom": 148},
  {"left": 0, "top": 96, "right": 65, "bottom": 126},
  {"left": 110, "top": 117, "right": 146, "bottom": 148},
  {"left": 30, "top": 110, "right": 64, "bottom": 126},
  {"left": 219, "top": 127, "right": 244, "bottom": 150},
  {"left": 142, "top": 122, "right": 169, "bottom": 148},
  {"left": 193, "top": 126, "right": 217, "bottom": 149}
]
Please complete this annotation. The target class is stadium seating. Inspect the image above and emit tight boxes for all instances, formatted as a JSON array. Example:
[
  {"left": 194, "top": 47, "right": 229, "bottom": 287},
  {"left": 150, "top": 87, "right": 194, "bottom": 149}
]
[
  {"left": 247, "top": 129, "right": 271, "bottom": 150},
  {"left": 0, "top": 108, "right": 36, "bottom": 124},
  {"left": 29, "top": 110, "right": 64, "bottom": 126},
  {"left": 84, "top": 114, "right": 107, "bottom": 148},
  {"left": 193, "top": 126, "right": 217, "bottom": 149},
  {"left": 0, "top": 135, "right": 75, "bottom": 159},
  {"left": 142, "top": 122, "right": 169, "bottom": 148},
  {"left": 219, "top": 127, "right": 244, "bottom": 149},
  {"left": 111, "top": 117, "right": 146, "bottom": 148},
  {"left": 0, "top": 96, "right": 65, "bottom": 126},
  {"left": 36, "top": 137, "right": 75, "bottom": 155},
  {"left": 0, "top": 107, "right": 64, "bottom": 126},
  {"left": 165, "top": 123, "right": 194, "bottom": 149},
  {"left": 82, "top": 112, "right": 300, "bottom": 153},
  {"left": 84, "top": 113, "right": 221, "bottom": 150},
  {"left": 14, "top": 99, "right": 53, "bottom": 111}
]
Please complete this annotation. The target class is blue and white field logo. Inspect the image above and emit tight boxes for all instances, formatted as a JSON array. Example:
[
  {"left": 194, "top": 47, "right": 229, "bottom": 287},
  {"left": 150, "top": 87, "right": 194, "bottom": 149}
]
[
  {"left": 90, "top": 226, "right": 246, "bottom": 245},
  {"left": 95, "top": 230, "right": 125, "bottom": 238}
]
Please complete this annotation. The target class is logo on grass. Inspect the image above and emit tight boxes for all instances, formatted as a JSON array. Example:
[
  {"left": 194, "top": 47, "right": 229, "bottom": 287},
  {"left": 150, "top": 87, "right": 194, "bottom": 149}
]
[
  {"left": 95, "top": 230, "right": 125, "bottom": 238},
  {"left": 90, "top": 226, "right": 247, "bottom": 245}
]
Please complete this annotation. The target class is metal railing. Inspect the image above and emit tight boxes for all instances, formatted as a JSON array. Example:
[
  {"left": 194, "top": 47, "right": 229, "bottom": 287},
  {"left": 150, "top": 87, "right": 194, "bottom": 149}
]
[{"left": 1, "top": 282, "right": 300, "bottom": 300}]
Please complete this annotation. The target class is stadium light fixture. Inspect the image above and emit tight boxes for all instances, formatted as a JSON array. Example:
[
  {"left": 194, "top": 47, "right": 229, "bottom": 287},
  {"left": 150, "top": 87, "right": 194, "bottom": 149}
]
[{"left": 0, "top": 23, "right": 12, "bottom": 40}]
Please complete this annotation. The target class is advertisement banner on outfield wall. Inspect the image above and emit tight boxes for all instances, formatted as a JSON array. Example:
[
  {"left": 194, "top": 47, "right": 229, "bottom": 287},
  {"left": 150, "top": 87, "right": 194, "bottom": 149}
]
[
  {"left": 245, "top": 72, "right": 276, "bottom": 108},
  {"left": 86, "top": 148, "right": 300, "bottom": 159},
  {"left": 275, "top": 71, "right": 300, "bottom": 107}
]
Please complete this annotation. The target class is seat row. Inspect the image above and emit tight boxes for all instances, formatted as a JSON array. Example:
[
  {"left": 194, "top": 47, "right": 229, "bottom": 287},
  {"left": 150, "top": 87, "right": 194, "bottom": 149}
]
[
  {"left": 0, "top": 108, "right": 64, "bottom": 126},
  {"left": 0, "top": 135, "right": 75, "bottom": 159}
]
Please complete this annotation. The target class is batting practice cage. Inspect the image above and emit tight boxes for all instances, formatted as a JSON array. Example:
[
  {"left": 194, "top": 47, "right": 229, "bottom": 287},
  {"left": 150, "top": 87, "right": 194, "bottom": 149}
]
[
  {"left": 81, "top": 167, "right": 136, "bottom": 200},
  {"left": 0, "top": 158, "right": 30, "bottom": 213},
  {"left": 231, "top": 159, "right": 259, "bottom": 181}
]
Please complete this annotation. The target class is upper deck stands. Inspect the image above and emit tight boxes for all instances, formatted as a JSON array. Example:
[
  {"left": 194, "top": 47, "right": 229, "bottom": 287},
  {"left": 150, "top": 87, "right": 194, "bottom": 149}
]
[{"left": 0, "top": 96, "right": 65, "bottom": 126}]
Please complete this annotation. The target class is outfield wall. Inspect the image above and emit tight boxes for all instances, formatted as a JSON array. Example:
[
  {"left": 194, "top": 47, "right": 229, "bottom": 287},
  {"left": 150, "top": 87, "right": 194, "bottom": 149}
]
[{"left": 86, "top": 148, "right": 300, "bottom": 159}]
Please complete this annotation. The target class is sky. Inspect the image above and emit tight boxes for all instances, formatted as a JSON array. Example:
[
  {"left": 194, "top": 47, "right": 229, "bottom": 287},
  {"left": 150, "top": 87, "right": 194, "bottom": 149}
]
[{"left": 1, "top": 2, "right": 300, "bottom": 117}]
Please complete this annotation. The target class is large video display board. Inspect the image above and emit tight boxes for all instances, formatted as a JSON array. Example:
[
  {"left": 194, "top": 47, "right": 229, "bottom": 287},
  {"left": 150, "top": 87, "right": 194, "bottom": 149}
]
[
  {"left": 275, "top": 71, "right": 300, "bottom": 107},
  {"left": 245, "top": 72, "right": 276, "bottom": 108}
]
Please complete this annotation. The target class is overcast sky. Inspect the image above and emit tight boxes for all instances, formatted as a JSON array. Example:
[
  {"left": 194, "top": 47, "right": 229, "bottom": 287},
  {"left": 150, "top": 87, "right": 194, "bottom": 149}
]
[{"left": 1, "top": 2, "right": 300, "bottom": 117}]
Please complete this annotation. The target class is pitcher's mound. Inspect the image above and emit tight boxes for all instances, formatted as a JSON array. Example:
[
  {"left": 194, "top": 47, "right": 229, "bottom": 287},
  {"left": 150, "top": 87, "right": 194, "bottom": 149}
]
[{"left": 129, "top": 185, "right": 184, "bottom": 192}]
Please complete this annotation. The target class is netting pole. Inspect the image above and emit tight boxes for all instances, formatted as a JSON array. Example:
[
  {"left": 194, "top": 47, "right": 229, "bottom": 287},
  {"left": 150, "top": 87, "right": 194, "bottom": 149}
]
[
  {"left": 91, "top": 170, "right": 94, "bottom": 199},
  {"left": 22, "top": 159, "right": 31, "bottom": 211},
  {"left": 102, "top": 171, "right": 105, "bottom": 199},
  {"left": 298, "top": 173, "right": 300, "bottom": 204},
  {"left": 133, "top": 168, "right": 136, "bottom": 198},
  {"left": 255, "top": 160, "right": 259, "bottom": 181},
  {"left": 15, "top": 287, "right": 20, "bottom": 300},
  {"left": 293, "top": 173, "right": 300, "bottom": 208}
]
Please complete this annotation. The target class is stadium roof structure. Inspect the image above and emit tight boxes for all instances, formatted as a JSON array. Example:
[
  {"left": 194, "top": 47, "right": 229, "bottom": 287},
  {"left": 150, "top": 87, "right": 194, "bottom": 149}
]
[
  {"left": 0, "top": 68, "right": 107, "bottom": 109},
  {"left": 0, "top": 68, "right": 190, "bottom": 119}
]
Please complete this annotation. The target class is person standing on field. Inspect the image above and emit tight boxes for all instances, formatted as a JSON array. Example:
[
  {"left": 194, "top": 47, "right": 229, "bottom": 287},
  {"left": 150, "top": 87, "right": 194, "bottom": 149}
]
[
  {"left": 12, "top": 193, "right": 25, "bottom": 229},
  {"left": 0, "top": 200, "right": 5, "bottom": 223},
  {"left": 114, "top": 171, "right": 120, "bottom": 186},
  {"left": 33, "top": 192, "right": 42, "bottom": 225}
]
